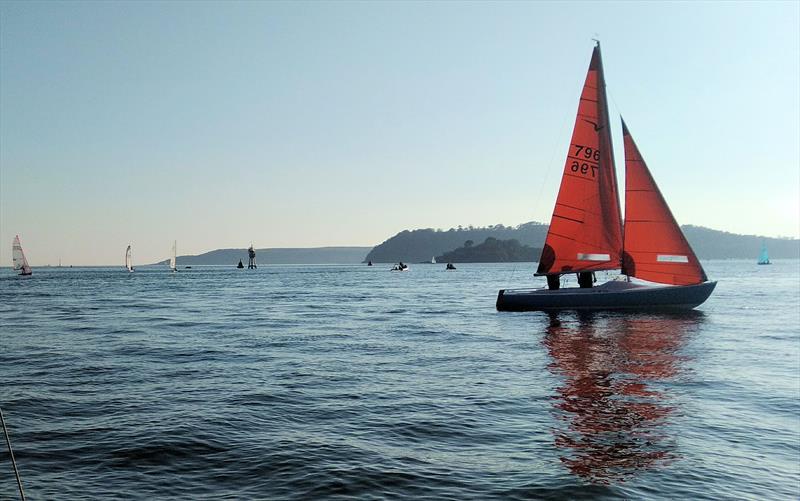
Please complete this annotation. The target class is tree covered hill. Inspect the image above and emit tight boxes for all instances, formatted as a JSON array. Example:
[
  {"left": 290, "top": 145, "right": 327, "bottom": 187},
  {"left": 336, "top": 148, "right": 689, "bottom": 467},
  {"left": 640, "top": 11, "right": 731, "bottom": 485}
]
[
  {"left": 365, "top": 222, "right": 549, "bottom": 263},
  {"left": 364, "top": 222, "right": 799, "bottom": 263},
  {"left": 436, "top": 238, "right": 540, "bottom": 263}
]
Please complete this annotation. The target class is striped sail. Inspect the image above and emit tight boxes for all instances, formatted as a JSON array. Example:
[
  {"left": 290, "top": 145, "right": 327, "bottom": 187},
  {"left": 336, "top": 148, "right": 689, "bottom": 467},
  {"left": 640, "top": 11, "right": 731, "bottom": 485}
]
[{"left": 12, "top": 235, "right": 32, "bottom": 275}]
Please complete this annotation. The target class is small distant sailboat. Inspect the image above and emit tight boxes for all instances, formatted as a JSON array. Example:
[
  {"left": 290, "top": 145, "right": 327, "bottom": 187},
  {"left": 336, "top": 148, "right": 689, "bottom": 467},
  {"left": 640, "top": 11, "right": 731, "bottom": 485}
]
[
  {"left": 11, "top": 235, "right": 32, "bottom": 276},
  {"left": 757, "top": 242, "right": 771, "bottom": 265},
  {"left": 125, "top": 245, "right": 135, "bottom": 272},
  {"left": 431, "top": 256, "right": 437, "bottom": 264},
  {"left": 169, "top": 241, "right": 177, "bottom": 272}
]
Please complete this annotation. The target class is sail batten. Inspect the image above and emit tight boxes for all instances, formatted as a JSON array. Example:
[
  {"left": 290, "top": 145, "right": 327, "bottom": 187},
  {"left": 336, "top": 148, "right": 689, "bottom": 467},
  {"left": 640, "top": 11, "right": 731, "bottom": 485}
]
[
  {"left": 621, "top": 118, "right": 707, "bottom": 285},
  {"left": 536, "top": 43, "right": 623, "bottom": 276}
]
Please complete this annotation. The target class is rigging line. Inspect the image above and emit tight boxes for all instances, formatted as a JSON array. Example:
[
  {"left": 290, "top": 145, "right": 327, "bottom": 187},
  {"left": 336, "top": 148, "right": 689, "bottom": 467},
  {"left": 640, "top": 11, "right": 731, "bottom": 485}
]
[
  {"left": 529, "top": 62, "right": 585, "bottom": 228},
  {"left": 1, "top": 407, "right": 26, "bottom": 501}
]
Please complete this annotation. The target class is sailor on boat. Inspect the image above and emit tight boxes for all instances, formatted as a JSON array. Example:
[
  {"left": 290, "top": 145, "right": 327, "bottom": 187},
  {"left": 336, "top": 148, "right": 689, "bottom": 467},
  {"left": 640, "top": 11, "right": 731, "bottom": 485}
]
[
  {"left": 446, "top": 263, "right": 456, "bottom": 270},
  {"left": 392, "top": 262, "right": 408, "bottom": 271},
  {"left": 577, "top": 272, "right": 595, "bottom": 288}
]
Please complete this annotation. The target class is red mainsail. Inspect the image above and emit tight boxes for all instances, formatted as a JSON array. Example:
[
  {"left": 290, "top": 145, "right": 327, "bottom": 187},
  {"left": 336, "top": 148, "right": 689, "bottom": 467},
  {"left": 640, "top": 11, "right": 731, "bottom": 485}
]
[
  {"left": 537, "top": 44, "right": 623, "bottom": 276},
  {"left": 621, "top": 119, "right": 707, "bottom": 285}
]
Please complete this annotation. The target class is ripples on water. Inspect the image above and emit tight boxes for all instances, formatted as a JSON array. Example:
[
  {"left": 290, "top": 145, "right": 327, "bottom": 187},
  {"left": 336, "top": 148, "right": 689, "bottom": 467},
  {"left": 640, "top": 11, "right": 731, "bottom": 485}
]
[{"left": 1, "top": 261, "right": 798, "bottom": 499}]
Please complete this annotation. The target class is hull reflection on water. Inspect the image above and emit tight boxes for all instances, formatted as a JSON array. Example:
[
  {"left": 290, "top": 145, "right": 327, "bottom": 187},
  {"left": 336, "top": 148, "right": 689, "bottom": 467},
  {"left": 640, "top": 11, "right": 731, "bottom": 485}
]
[{"left": 543, "top": 311, "right": 705, "bottom": 483}]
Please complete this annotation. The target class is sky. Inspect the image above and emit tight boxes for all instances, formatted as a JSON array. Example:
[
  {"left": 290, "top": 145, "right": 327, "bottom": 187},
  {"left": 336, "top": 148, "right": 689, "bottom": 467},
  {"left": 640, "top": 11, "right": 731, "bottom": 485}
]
[{"left": 1, "top": 1, "right": 798, "bottom": 266}]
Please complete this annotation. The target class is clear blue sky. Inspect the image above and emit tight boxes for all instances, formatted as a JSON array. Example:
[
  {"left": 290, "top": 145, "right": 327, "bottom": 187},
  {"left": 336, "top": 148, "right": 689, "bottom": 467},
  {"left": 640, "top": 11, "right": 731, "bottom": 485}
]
[{"left": 1, "top": 1, "right": 798, "bottom": 265}]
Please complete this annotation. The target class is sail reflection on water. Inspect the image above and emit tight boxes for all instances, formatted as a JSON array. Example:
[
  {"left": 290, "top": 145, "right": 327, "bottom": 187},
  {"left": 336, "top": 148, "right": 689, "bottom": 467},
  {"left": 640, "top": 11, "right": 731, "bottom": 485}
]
[{"left": 543, "top": 311, "right": 705, "bottom": 483}]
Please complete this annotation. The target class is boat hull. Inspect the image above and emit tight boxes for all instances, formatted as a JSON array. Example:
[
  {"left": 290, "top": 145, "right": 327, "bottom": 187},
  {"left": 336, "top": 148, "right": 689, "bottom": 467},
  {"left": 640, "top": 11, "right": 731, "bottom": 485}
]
[{"left": 496, "top": 280, "right": 716, "bottom": 312}]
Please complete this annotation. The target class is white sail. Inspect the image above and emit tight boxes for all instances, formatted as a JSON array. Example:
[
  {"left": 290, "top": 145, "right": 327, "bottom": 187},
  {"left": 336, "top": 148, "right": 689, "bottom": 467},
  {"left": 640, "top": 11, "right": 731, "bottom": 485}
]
[
  {"left": 126, "top": 245, "right": 134, "bottom": 272},
  {"left": 431, "top": 256, "right": 437, "bottom": 264},
  {"left": 12, "top": 235, "right": 32, "bottom": 275},
  {"left": 170, "top": 241, "right": 177, "bottom": 271}
]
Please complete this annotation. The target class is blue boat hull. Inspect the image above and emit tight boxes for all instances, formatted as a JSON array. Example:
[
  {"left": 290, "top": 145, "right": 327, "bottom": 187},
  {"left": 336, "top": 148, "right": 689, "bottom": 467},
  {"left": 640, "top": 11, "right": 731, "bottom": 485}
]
[{"left": 496, "top": 280, "right": 717, "bottom": 312}]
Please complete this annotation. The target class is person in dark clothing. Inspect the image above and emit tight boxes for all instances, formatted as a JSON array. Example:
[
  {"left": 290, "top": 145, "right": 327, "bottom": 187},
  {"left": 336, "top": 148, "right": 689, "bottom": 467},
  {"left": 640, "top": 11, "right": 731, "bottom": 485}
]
[
  {"left": 547, "top": 274, "right": 560, "bottom": 290},
  {"left": 577, "top": 271, "right": 595, "bottom": 288}
]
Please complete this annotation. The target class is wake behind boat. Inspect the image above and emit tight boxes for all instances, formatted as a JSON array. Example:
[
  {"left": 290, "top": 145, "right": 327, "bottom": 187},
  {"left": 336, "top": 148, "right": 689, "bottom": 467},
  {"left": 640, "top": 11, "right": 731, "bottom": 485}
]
[{"left": 496, "top": 42, "right": 715, "bottom": 312}]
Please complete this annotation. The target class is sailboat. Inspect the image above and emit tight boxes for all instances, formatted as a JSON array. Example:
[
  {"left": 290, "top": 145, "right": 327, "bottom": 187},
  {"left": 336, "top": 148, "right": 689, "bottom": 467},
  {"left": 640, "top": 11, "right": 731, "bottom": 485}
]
[
  {"left": 11, "top": 235, "right": 32, "bottom": 276},
  {"left": 169, "top": 241, "right": 177, "bottom": 272},
  {"left": 125, "top": 245, "right": 135, "bottom": 272},
  {"left": 497, "top": 42, "right": 716, "bottom": 311},
  {"left": 757, "top": 242, "right": 771, "bottom": 265},
  {"left": 431, "top": 256, "right": 437, "bottom": 264}
]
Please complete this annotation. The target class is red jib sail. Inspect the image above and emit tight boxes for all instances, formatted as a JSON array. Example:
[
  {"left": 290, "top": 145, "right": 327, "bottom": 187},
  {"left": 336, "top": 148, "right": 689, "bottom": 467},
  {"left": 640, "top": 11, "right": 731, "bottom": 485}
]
[
  {"left": 537, "top": 44, "right": 623, "bottom": 276},
  {"left": 621, "top": 119, "right": 707, "bottom": 285}
]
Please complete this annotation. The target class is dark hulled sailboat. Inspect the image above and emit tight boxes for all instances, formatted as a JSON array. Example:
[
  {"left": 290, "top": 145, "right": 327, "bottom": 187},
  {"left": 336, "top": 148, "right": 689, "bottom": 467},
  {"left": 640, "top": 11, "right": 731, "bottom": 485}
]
[{"left": 496, "top": 43, "right": 716, "bottom": 311}]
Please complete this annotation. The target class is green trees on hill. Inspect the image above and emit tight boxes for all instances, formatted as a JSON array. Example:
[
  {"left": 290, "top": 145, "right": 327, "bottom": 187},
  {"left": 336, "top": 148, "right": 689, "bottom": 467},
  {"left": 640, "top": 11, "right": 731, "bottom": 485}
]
[
  {"left": 364, "top": 222, "right": 549, "bottom": 263},
  {"left": 436, "top": 238, "right": 540, "bottom": 263},
  {"left": 363, "top": 221, "right": 800, "bottom": 263}
]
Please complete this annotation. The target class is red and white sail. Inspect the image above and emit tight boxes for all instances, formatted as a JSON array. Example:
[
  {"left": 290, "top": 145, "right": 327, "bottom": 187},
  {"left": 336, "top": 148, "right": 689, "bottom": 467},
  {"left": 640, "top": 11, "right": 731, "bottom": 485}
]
[
  {"left": 621, "top": 119, "right": 707, "bottom": 285},
  {"left": 12, "top": 235, "right": 32, "bottom": 275},
  {"left": 537, "top": 44, "right": 623, "bottom": 276}
]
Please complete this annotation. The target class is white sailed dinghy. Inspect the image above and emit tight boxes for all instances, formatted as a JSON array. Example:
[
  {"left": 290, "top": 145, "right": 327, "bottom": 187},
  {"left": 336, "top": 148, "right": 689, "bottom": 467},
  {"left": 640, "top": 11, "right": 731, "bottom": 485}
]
[
  {"left": 125, "top": 245, "right": 135, "bottom": 272},
  {"left": 12, "top": 235, "right": 32, "bottom": 276},
  {"left": 170, "top": 241, "right": 177, "bottom": 272}
]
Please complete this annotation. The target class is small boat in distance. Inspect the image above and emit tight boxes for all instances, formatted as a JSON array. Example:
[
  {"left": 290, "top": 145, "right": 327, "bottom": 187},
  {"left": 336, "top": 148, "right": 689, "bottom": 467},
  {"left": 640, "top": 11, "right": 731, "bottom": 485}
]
[
  {"left": 12, "top": 235, "right": 32, "bottom": 276},
  {"left": 757, "top": 242, "right": 771, "bottom": 265},
  {"left": 170, "top": 241, "right": 177, "bottom": 272},
  {"left": 446, "top": 263, "right": 456, "bottom": 270},
  {"left": 431, "top": 256, "right": 437, "bottom": 264},
  {"left": 391, "top": 262, "right": 409, "bottom": 271},
  {"left": 496, "top": 42, "right": 715, "bottom": 311},
  {"left": 125, "top": 245, "right": 135, "bottom": 272}
]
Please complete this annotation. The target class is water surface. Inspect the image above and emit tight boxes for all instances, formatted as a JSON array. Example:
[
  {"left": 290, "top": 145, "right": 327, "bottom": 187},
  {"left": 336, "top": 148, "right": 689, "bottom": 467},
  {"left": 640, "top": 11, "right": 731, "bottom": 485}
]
[{"left": 1, "top": 261, "right": 798, "bottom": 499}]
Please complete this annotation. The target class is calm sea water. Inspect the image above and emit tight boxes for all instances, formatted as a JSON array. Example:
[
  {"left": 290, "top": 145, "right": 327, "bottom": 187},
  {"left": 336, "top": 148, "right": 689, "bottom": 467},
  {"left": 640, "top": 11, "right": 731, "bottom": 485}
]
[{"left": 1, "top": 261, "right": 798, "bottom": 500}]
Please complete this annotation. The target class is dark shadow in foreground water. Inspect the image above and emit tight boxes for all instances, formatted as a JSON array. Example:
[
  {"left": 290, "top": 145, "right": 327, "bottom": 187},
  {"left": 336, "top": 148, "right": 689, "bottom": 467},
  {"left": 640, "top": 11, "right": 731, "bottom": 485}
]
[{"left": 542, "top": 310, "right": 705, "bottom": 484}]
